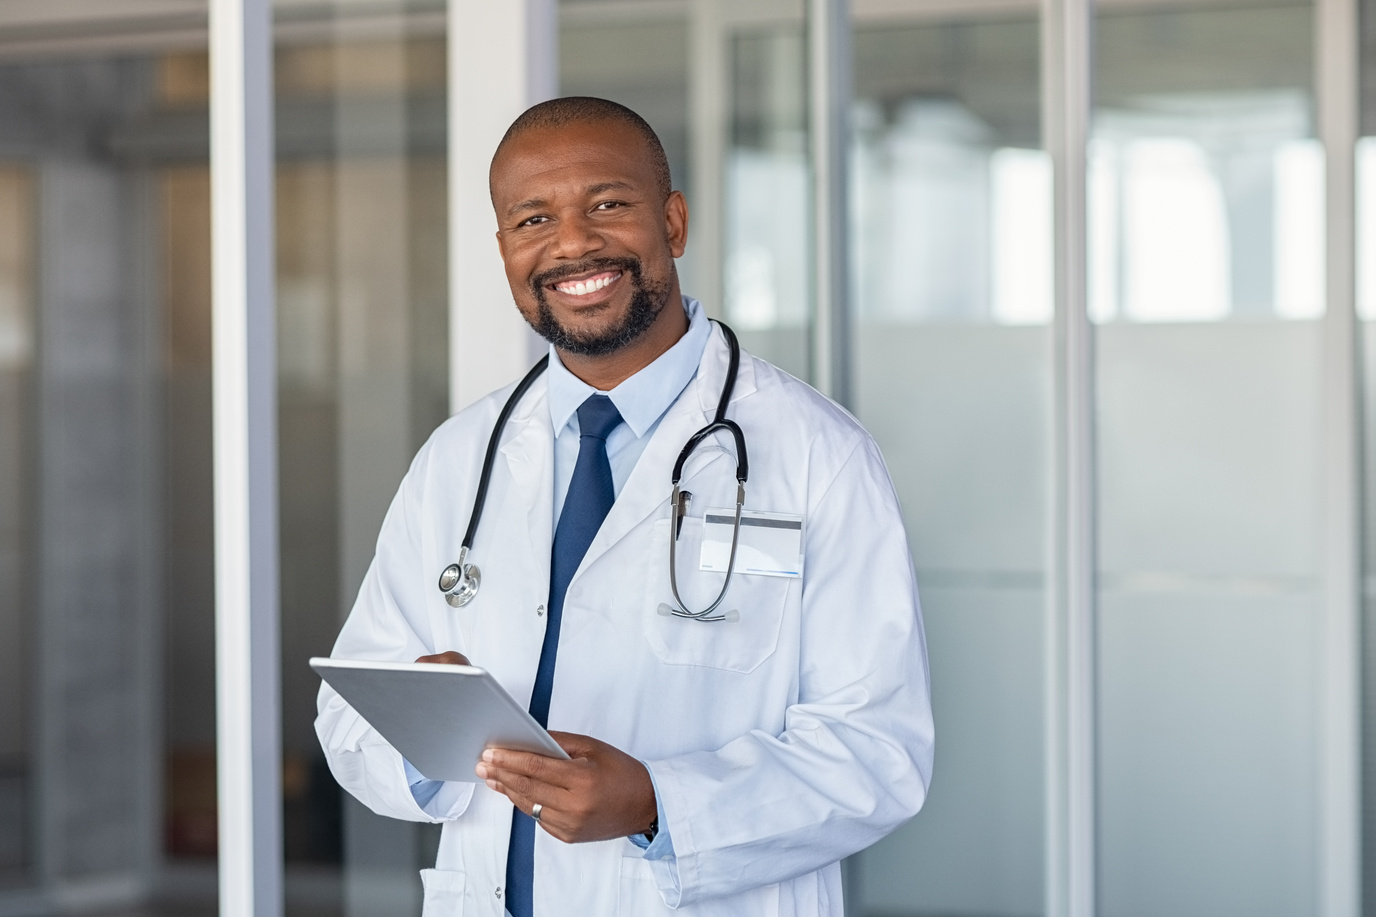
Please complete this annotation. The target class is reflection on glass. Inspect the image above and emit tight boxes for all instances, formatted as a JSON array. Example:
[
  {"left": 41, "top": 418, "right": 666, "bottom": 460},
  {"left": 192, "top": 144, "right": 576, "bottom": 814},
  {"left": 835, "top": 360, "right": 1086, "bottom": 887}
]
[
  {"left": 849, "top": 13, "right": 1046, "bottom": 917},
  {"left": 1093, "top": 5, "right": 1321, "bottom": 915},
  {"left": 163, "top": 159, "right": 218, "bottom": 870},
  {"left": 270, "top": 6, "right": 450, "bottom": 913},
  {"left": 1359, "top": 0, "right": 1376, "bottom": 883},
  {"left": 851, "top": 20, "right": 1049, "bottom": 327},
  {"left": 726, "top": 25, "right": 810, "bottom": 376},
  {"left": 0, "top": 19, "right": 210, "bottom": 907},
  {"left": 1090, "top": 8, "right": 1321, "bottom": 323},
  {"left": 0, "top": 165, "right": 33, "bottom": 887},
  {"left": 853, "top": 106, "right": 1050, "bottom": 324},
  {"left": 1358, "top": 139, "right": 1376, "bottom": 321}
]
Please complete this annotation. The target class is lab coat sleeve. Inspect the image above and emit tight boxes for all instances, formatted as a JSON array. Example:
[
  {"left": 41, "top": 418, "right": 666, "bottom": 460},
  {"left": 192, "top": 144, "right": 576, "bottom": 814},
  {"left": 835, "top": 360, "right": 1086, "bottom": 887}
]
[
  {"left": 644, "top": 436, "right": 934, "bottom": 906},
  {"left": 314, "top": 439, "right": 476, "bottom": 824}
]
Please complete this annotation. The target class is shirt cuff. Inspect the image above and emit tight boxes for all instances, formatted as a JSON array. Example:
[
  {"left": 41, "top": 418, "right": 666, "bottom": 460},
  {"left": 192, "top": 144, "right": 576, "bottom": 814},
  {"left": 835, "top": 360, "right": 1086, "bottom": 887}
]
[
  {"left": 627, "top": 766, "right": 676, "bottom": 861},
  {"left": 403, "top": 758, "right": 445, "bottom": 810}
]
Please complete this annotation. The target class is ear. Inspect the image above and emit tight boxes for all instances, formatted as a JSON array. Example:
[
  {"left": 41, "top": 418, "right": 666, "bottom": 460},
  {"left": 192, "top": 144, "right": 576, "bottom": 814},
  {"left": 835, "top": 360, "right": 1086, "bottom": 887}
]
[{"left": 664, "top": 190, "right": 689, "bottom": 259}]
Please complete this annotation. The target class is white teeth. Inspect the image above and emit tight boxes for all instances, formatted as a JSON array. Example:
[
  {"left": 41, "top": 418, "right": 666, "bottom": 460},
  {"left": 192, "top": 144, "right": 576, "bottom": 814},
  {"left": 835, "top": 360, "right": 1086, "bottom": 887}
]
[{"left": 557, "top": 272, "right": 619, "bottom": 295}]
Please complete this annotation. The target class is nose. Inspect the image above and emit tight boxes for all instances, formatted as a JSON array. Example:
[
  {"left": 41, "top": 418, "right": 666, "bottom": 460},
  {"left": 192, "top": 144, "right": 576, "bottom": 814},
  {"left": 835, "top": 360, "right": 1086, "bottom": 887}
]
[{"left": 548, "top": 209, "right": 605, "bottom": 261}]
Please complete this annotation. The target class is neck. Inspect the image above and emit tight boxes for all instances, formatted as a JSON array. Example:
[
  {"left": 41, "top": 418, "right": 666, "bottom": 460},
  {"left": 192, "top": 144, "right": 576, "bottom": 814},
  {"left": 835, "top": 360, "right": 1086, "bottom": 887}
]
[{"left": 557, "top": 287, "right": 689, "bottom": 391}]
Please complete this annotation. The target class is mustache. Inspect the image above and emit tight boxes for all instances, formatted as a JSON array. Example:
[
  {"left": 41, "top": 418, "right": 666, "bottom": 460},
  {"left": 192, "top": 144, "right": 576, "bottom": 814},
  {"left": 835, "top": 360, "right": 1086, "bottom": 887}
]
[{"left": 530, "top": 256, "right": 642, "bottom": 293}]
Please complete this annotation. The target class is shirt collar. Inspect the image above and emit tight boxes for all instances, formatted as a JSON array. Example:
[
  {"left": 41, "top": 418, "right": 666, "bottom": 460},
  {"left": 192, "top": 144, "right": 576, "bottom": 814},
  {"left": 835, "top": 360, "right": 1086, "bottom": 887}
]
[{"left": 547, "top": 296, "right": 711, "bottom": 439}]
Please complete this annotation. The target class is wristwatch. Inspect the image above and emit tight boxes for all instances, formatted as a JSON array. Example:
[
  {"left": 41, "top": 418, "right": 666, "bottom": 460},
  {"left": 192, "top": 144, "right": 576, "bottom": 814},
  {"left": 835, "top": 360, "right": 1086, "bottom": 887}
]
[{"left": 642, "top": 816, "right": 659, "bottom": 844}]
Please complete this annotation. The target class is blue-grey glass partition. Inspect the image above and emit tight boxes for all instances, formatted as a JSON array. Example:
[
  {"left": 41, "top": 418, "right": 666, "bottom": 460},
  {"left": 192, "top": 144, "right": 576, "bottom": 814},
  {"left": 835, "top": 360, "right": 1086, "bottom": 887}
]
[
  {"left": 0, "top": 164, "right": 33, "bottom": 892},
  {"left": 724, "top": 21, "right": 810, "bottom": 378},
  {"left": 269, "top": 5, "right": 450, "bottom": 914},
  {"left": 0, "top": 22, "right": 209, "bottom": 912},
  {"left": 1091, "top": 5, "right": 1321, "bottom": 915},
  {"left": 848, "top": 10, "right": 1048, "bottom": 917},
  {"left": 1359, "top": 0, "right": 1376, "bottom": 906}
]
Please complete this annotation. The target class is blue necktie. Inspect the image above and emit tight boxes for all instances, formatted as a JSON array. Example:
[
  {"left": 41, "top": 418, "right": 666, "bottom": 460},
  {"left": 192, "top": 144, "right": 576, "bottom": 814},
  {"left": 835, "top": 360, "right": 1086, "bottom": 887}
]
[{"left": 506, "top": 393, "right": 623, "bottom": 917}]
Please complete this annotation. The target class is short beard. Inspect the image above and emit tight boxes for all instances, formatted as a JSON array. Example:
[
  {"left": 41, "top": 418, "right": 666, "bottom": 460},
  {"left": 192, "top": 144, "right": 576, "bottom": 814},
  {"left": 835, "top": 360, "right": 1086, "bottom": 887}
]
[{"left": 526, "top": 257, "right": 672, "bottom": 357}]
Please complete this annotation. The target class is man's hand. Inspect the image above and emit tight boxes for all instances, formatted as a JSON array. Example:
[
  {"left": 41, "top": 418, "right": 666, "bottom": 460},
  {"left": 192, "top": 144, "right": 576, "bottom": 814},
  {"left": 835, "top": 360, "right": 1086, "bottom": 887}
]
[
  {"left": 416, "top": 651, "right": 470, "bottom": 665},
  {"left": 475, "top": 732, "right": 658, "bottom": 845}
]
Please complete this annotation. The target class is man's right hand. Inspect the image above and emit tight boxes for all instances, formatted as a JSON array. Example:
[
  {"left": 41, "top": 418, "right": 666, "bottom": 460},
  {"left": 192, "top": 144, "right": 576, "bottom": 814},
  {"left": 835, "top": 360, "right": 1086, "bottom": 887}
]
[{"left": 416, "top": 651, "right": 471, "bottom": 666}]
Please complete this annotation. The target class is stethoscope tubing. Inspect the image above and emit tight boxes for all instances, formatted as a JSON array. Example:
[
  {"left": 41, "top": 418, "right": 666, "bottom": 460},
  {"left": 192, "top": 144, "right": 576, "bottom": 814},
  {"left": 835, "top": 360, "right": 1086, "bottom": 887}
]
[
  {"left": 463, "top": 354, "right": 551, "bottom": 552},
  {"left": 440, "top": 320, "right": 747, "bottom": 621}
]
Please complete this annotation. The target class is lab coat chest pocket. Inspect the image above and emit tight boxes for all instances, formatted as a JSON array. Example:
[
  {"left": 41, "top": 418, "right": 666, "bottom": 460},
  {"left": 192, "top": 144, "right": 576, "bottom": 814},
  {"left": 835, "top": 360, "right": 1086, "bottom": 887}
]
[{"left": 643, "top": 518, "right": 789, "bottom": 673}]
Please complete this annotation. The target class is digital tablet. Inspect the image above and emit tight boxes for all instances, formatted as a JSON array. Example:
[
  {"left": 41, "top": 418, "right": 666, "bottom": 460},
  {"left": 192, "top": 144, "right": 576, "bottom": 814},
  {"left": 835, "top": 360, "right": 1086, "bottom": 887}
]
[{"left": 310, "top": 657, "right": 569, "bottom": 782}]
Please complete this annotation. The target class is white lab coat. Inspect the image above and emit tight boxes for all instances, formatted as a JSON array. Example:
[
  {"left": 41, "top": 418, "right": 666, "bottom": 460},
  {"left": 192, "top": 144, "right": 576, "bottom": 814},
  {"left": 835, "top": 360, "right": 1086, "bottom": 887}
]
[{"left": 316, "top": 324, "right": 934, "bottom": 916}]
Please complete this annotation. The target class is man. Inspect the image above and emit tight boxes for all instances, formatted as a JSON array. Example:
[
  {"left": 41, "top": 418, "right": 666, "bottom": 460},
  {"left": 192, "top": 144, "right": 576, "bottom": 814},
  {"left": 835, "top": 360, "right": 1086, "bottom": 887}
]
[{"left": 316, "top": 97, "right": 933, "bottom": 917}]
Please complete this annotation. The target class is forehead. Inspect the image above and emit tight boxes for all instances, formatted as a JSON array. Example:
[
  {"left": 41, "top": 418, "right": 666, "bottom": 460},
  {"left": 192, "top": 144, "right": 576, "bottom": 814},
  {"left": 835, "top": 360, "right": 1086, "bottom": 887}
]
[{"left": 490, "top": 120, "right": 658, "bottom": 205}]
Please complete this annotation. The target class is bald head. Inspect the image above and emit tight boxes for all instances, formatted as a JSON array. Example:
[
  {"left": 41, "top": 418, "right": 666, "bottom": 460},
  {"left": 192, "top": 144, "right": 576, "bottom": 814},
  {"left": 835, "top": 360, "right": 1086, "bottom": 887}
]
[{"left": 490, "top": 97, "right": 672, "bottom": 203}]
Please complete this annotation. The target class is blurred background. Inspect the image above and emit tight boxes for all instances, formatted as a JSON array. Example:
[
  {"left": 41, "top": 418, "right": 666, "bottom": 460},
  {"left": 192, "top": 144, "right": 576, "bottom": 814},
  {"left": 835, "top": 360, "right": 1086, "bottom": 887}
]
[{"left": 0, "top": 0, "right": 1373, "bottom": 915}]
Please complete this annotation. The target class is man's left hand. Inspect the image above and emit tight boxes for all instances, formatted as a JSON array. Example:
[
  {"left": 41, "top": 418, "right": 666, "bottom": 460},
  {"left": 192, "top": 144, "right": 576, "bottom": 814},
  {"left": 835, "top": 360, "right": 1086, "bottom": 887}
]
[{"left": 475, "top": 732, "right": 658, "bottom": 844}]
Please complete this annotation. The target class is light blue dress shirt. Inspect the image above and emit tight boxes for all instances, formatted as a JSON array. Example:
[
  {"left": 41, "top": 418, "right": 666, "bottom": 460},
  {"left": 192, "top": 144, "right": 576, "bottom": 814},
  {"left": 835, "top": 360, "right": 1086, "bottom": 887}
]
[{"left": 405, "top": 296, "right": 712, "bottom": 861}]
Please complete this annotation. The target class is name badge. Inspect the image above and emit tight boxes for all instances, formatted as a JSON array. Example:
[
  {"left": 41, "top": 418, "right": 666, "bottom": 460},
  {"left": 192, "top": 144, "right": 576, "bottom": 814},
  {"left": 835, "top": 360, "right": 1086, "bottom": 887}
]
[{"left": 700, "top": 508, "right": 804, "bottom": 578}]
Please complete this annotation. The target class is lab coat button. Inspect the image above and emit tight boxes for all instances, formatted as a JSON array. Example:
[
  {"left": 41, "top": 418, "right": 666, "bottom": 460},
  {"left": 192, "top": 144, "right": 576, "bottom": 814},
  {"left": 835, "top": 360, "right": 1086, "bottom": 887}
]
[
  {"left": 495, "top": 887, "right": 502, "bottom": 899},
  {"left": 536, "top": 604, "right": 544, "bottom": 616}
]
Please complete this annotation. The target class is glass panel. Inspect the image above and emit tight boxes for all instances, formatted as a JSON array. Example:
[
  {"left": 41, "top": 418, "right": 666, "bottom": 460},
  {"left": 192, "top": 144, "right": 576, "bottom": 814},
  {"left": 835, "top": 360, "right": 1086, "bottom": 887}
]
[
  {"left": 848, "top": 8, "right": 1047, "bottom": 917},
  {"left": 0, "top": 7, "right": 214, "bottom": 911},
  {"left": 559, "top": 0, "right": 812, "bottom": 379},
  {"left": 1090, "top": 5, "right": 1321, "bottom": 323},
  {"left": 0, "top": 164, "right": 34, "bottom": 891},
  {"left": 1359, "top": 0, "right": 1376, "bottom": 904},
  {"left": 1093, "top": 5, "right": 1320, "bottom": 915},
  {"left": 272, "top": 3, "right": 449, "bottom": 914},
  {"left": 726, "top": 19, "right": 810, "bottom": 376}
]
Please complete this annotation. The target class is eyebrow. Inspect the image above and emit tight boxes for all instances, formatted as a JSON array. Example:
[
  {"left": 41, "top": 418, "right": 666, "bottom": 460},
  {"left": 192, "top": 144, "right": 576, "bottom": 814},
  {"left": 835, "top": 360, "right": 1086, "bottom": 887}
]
[
  {"left": 507, "top": 197, "right": 548, "bottom": 217},
  {"left": 585, "top": 180, "right": 636, "bottom": 196},
  {"left": 505, "top": 180, "right": 639, "bottom": 218}
]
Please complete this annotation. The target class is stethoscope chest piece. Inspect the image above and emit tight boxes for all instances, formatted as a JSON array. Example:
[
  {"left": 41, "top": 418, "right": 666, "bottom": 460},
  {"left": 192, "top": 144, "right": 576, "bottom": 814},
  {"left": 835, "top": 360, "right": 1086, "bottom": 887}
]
[{"left": 439, "top": 547, "right": 480, "bottom": 608}]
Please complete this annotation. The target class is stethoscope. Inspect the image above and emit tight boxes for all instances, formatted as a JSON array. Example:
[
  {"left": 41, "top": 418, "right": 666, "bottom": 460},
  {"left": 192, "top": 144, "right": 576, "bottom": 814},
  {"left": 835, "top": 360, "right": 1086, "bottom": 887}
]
[{"left": 439, "top": 320, "right": 748, "bottom": 623}]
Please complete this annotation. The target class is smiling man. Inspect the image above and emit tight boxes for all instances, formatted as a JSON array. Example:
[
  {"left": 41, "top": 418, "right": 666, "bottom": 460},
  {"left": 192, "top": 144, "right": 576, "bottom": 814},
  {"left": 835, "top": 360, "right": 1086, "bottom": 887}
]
[{"left": 316, "top": 97, "right": 933, "bottom": 917}]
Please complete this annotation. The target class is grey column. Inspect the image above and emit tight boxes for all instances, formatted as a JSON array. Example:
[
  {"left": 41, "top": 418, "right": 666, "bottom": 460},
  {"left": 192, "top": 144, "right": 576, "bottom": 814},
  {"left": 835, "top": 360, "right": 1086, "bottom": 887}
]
[{"left": 34, "top": 159, "right": 162, "bottom": 900}]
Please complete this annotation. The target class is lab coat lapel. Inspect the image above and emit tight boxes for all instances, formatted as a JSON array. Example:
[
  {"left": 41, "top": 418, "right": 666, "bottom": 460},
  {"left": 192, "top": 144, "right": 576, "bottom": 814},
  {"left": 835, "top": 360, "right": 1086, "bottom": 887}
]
[
  {"left": 574, "top": 324, "right": 757, "bottom": 580},
  {"left": 497, "top": 378, "right": 554, "bottom": 580}
]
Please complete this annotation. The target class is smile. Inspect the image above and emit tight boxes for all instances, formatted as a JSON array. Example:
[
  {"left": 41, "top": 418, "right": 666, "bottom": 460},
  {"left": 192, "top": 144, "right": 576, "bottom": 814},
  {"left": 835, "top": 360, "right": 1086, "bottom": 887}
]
[{"left": 551, "top": 270, "right": 622, "bottom": 297}]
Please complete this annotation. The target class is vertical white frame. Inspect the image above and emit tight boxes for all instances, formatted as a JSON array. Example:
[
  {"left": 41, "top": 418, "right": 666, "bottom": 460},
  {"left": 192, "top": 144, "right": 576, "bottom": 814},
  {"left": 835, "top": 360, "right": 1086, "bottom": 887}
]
[
  {"left": 1042, "top": 1, "right": 1095, "bottom": 916},
  {"left": 807, "top": 0, "right": 851, "bottom": 403},
  {"left": 210, "top": 1, "right": 283, "bottom": 916},
  {"left": 1317, "top": 0, "right": 1363, "bottom": 913},
  {"left": 448, "top": 0, "right": 556, "bottom": 414},
  {"left": 688, "top": 0, "right": 728, "bottom": 317}
]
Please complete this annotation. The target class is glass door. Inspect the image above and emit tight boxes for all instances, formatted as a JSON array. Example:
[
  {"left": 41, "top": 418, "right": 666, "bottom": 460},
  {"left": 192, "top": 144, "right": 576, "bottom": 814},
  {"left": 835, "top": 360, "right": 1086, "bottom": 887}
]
[
  {"left": 271, "top": 2, "right": 449, "bottom": 914},
  {"left": 847, "top": 4, "right": 1048, "bottom": 915},
  {"left": 1090, "top": 4, "right": 1323, "bottom": 914},
  {"left": 0, "top": 6, "right": 216, "bottom": 912}
]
